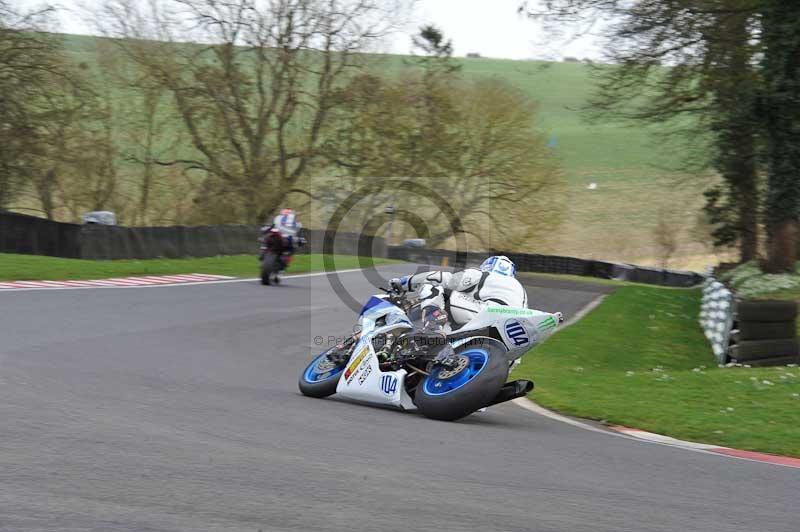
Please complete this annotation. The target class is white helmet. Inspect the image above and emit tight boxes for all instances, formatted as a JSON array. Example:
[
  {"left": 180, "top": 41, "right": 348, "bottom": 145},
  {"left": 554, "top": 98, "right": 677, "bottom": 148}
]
[{"left": 479, "top": 255, "right": 516, "bottom": 277}]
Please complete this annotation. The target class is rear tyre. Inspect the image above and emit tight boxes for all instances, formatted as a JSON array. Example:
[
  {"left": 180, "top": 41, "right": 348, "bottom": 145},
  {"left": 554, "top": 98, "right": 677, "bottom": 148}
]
[
  {"left": 415, "top": 342, "right": 509, "bottom": 421},
  {"left": 735, "top": 321, "right": 796, "bottom": 341},
  {"left": 299, "top": 349, "right": 347, "bottom": 398},
  {"left": 737, "top": 300, "right": 797, "bottom": 322},
  {"left": 260, "top": 252, "right": 277, "bottom": 286}
]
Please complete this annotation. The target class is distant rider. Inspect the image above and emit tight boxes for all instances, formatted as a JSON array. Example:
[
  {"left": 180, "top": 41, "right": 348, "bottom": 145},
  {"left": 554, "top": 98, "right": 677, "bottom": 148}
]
[
  {"left": 260, "top": 208, "right": 306, "bottom": 257},
  {"left": 390, "top": 255, "right": 528, "bottom": 334}
]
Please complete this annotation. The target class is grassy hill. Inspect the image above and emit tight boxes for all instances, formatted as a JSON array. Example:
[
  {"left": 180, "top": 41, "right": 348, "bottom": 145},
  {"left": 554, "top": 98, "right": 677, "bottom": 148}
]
[{"left": 59, "top": 34, "right": 715, "bottom": 269}]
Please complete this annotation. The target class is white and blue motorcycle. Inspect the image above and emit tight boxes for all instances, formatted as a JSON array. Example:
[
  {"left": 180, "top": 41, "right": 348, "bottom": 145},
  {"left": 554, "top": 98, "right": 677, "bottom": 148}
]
[{"left": 299, "top": 287, "right": 563, "bottom": 421}]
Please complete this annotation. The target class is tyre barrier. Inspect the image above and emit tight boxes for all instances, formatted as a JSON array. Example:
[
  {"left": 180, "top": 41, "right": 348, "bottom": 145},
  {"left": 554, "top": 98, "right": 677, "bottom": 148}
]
[
  {"left": 729, "top": 300, "right": 799, "bottom": 367},
  {"left": 700, "top": 277, "right": 799, "bottom": 366},
  {"left": 736, "top": 300, "right": 798, "bottom": 322},
  {"left": 729, "top": 339, "right": 799, "bottom": 364},
  {"left": 732, "top": 321, "right": 797, "bottom": 342}
]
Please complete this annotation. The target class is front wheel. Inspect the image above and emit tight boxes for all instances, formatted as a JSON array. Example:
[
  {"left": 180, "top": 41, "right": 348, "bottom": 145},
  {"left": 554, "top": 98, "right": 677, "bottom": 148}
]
[
  {"left": 298, "top": 349, "right": 347, "bottom": 398},
  {"left": 414, "top": 343, "right": 509, "bottom": 421}
]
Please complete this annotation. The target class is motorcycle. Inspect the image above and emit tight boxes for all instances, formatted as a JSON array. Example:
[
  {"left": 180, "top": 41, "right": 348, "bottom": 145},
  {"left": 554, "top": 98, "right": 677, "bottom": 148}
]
[
  {"left": 298, "top": 286, "right": 563, "bottom": 421},
  {"left": 259, "top": 228, "right": 301, "bottom": 285}
]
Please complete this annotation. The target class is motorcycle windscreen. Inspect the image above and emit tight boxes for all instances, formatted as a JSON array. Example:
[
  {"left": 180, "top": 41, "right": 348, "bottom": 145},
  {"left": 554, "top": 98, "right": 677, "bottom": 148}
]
[{"left": 359, "top": 296, "right": 394, "bottom": 318}]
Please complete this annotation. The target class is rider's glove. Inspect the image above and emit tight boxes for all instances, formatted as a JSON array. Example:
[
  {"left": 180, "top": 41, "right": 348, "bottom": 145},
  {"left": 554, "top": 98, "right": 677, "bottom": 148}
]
[{"left": 389, "top": 276, "right": 410, "bottom": 293}]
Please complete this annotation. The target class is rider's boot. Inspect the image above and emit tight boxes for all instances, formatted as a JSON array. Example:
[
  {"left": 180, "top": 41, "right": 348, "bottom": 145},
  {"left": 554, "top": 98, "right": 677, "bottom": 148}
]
[{"left": 420, "top": 307, "right": 457, "bottom": 366}]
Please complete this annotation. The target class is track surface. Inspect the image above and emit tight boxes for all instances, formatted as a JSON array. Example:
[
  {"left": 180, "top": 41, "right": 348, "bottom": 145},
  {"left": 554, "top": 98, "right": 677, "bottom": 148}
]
[{"left": 1, "top": 266, "right": 797, "bottom": 532}]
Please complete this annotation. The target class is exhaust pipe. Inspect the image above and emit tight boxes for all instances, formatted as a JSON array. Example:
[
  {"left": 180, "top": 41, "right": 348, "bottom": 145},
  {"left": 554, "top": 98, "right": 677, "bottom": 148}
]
[{"left": 486, "top": 379, "right": 534, "bottom": 407}]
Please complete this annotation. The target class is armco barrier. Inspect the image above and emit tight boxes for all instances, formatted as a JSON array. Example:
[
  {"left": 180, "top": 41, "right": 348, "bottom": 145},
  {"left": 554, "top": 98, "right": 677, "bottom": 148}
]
[
  {"left": 387, "top": 246, "right": 704, "bottom": 288},
  {"left": 0, "top": 212, "right": 385, "bottom": 260}
]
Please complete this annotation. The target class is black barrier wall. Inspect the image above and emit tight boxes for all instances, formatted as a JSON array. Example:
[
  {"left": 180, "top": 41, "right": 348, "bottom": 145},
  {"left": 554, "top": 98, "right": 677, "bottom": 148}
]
[
  {"left": 0, "top": 212, "right": 698, "bottom": 287},
  {"left": 78, "top": 224, "right": 260, "bottom": 259},
  {"left": 0, "top": 212, "right": 83, "bottom": 258},
  {"left": 0, "top": 212, "right": 386, "bottom": 260},
  {"left": 387, "top": 246, "right": 704, "bottom": 288}
]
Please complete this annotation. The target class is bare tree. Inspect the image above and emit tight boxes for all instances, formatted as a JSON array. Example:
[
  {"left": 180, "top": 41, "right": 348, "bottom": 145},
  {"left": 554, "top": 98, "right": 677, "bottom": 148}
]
[
  {"left": 28, "top": 71, "right": 122, "bottom": 222},
  {"left": 93, "top": 39, "right": 185, "bottom": 225},
  {"left": 324, "top": 72, "right": 564, "bottom": 249},
  {"left": 97, "top": 0, "right": 408, "bottom": 224},
  {"left": 0, "top": 1, "right": 61, "bottom": 209},
  {"left": 653, "top": 210, "right": 680, "bottom": 268}
]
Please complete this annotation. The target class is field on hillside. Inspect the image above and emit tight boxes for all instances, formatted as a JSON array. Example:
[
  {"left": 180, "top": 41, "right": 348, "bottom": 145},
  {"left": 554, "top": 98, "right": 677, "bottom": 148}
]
[
  {"left": 454, "top": 57, "right": 717, "bottom": 268},
  {"left": 58, "top": 35, "right": 717, "bottom": 269}
]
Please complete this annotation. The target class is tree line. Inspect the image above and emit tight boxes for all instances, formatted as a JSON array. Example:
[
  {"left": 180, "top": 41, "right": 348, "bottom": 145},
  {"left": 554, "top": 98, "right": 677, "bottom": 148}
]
[
  {"left": 0, "top": 0, "right": 563, "bottom": 251},
  {"left": 522, "top": 0, "right": 800, "bottom": 272}
]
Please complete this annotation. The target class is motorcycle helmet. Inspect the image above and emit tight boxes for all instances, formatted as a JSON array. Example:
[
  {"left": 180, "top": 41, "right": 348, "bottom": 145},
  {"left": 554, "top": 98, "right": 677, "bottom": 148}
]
[{"left": 479, "top": 255, "right": 516, "bottom": 278}]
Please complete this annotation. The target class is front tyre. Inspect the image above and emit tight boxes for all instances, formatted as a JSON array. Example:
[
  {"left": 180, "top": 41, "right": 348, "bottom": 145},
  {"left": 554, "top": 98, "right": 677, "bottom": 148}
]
[
  {"left": 298, "top": 350, "right": 347, "bottom": 398},
  {"left": 415, "top": 343, "right": 509, "bottom": 421}
]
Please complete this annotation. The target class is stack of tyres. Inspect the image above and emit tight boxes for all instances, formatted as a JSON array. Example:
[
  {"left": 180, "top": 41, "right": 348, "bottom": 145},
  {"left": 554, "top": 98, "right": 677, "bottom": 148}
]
[{"left": 729, "top": 300, "right": 799, "bottom": 366}]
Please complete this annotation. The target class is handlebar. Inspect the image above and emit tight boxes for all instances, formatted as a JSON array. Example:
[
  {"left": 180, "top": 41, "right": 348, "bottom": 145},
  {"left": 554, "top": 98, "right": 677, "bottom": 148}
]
[{"left": 379, "top": 286, "right": 417, "bottom": 312}]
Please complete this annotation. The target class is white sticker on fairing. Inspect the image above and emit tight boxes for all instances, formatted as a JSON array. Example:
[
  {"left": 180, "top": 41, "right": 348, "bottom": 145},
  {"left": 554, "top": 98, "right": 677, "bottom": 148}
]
[{"left": 379, "top": 374, "right": 398, "bottom": 396}]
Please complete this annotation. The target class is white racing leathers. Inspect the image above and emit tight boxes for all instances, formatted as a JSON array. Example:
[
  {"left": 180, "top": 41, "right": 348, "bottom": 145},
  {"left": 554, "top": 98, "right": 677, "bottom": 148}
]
[
  {"left": 272, "top": 213, "right": 301, "bottom": 239},
  {"left": 406, "top": 269, "right": 528, "bottom": 330}
]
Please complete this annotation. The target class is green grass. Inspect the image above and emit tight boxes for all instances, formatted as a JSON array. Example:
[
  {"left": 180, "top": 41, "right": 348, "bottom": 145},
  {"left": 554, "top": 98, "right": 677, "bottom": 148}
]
[
  {"left": 0, "top": 253, "right": 394, "bottom": 281},
  {"left": 518, "top": 271, "right": 673, "bottom": 289},
  {"left": 515, "top": 285, "right": 800, "bottom": 457}
]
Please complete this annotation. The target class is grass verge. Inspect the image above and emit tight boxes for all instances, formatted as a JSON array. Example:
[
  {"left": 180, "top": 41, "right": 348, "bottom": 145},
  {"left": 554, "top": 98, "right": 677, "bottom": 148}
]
[
  {"left": 515, "top": 284, "right": 800, "bottom": 457},
  {"left": 0, "top": 253, "right": 395, "bottom": 281}
]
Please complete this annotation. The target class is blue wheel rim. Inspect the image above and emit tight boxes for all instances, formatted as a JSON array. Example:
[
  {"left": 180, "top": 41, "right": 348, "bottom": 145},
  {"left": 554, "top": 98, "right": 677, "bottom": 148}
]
[
  {"left": 423, "top": 348, "right": 489, "bottom": 396},
  {"left": 303, "top": 352, "right": 345, "bottom": 384}
]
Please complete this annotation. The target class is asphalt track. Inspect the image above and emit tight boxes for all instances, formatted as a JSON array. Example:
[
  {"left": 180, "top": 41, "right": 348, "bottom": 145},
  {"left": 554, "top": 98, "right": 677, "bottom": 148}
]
[{"left": 1, "top": 265, "right": 798, "bottom": 532}]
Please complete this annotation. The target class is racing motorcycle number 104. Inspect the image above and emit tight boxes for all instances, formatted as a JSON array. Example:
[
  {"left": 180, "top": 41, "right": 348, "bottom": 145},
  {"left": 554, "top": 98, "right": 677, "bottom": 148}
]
[{"left": 298, "top": 287, "right": 563, "bottom": 421}]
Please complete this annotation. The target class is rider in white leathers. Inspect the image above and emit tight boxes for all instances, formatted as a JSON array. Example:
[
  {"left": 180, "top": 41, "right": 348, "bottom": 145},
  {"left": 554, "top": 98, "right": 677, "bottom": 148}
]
[{"left": 390, "top": 255, "right": 527, "bottom": 333}]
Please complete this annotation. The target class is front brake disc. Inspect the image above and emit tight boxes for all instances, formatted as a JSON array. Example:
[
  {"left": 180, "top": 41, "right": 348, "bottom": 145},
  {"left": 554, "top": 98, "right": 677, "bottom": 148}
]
[
  {"left": 317, "top": 356, "right": 340, "bottom": 372},
  {"left": 436, "top": 355, "right": 469, "bottom": 379}
]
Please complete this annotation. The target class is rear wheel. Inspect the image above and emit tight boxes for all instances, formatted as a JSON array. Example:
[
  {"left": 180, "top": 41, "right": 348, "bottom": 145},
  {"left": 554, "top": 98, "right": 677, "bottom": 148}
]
[
  {"left": 414, "top": 342, "right": 509, "bottom": 421},
  {"left": 260, "top": 252, "right": 278, "bottom": 285},
  {"left": 299, "top": 349, "right": 348, "bottom": 398}
]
